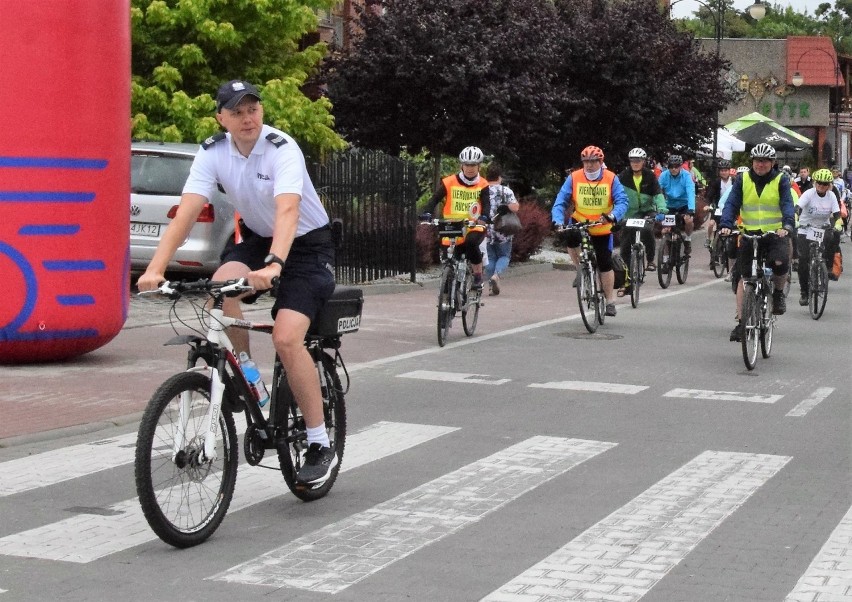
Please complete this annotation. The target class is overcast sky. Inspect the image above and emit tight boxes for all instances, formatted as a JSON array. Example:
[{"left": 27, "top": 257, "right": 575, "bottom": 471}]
[{"left": 670, "top": 0, "right": 828, "bottom": 19}]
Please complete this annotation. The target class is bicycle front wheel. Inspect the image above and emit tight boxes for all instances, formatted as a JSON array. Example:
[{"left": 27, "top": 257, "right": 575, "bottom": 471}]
[
  {"left": 711, "top": 235, "right": 725, "bottom": 278},
  {"left": 436, "top": 265, "right": 454, "bottom": 346},
  {"left": 135, "top": 371, "right": 238, "bottom": 548},
  {"left": 657, "top": 239, "right": 672, "bottom": 289},
  {"left": 809, "top": 259, "right": 828, "bottom": 320},
  {"left": 577, "top": 266, "right": 598, "bottom": 333},
  {"left": 278, "top": 353, "right": 347, "bottom": 501},
  {"left": 741, "top": 286, "right": 760, "bottom": 370},
  {"left": 629, "top": 248, "right": 642, "bottom": 308},
  {"left": 461, "top": 270, "right": 480, "bottom": 336},
  {"left": 760, "top": 291, "right": 774, "bottom": 358}
]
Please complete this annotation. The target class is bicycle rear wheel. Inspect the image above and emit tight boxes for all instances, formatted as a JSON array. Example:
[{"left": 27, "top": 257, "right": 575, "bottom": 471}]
[
  {"left": 135, "top": 371, "right": 238, "bottom": 548},
  {"left": 278, "top": 353, "right": 347, "bottom": 501},
  {"left": 577, "top": 266, "right": 598, "bottom": 333},
  {"left": 436, "top": 265, "right": 454, "bottom": 346},
  {"left": 741, "top": 286, "right": 760, "bottom": 370},
  {"left": 657, "top": 238, "right": 672, "bottom": 289},
  {"left": 711, "top": 235, "right": 725, "bottom": 278},
  {"left": 462, "top": 270, "right": 480, "bottom": 336},
  {"left": 809, "top": 259, "right": 828, "bottom": 320}
]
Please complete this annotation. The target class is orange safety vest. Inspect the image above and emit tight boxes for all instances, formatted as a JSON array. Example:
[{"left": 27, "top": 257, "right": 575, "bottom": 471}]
[
  {"left": 441, "top": 174, "right": 488, "bottom": 221},
  {"left": 570, "top": 168, "right": 616, "bottom": 235}
]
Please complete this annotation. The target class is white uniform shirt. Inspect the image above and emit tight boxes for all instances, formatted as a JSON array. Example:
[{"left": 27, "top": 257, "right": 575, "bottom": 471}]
[
  {"left": 797, "top": 187, "right": 839, "bottom": 234},
  {"left": 183, "top": 124, "right": 328, "bottom": 238}
]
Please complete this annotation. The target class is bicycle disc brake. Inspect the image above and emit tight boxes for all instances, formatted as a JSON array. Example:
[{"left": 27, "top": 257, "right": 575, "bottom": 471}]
[{"left": 244, "top": 423, "right": 266, "bottom": 466}]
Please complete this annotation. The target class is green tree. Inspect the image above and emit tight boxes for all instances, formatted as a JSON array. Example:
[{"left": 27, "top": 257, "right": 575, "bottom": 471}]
[
  {"left": 131, "top": 0, "right": 346, "bottom": 151},
  {"left": 678, "top": 1, "right": 852, "bottom": 54}
]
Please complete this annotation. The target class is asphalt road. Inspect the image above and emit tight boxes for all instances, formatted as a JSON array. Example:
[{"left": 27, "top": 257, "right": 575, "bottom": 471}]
[{"left": 0, "top": 247, "right": 850, "bottom": 602}]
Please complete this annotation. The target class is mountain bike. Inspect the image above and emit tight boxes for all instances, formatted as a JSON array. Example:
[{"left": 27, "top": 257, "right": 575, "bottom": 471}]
[
  {"left": 432, "top": 219, "right": 483, "bottom": 347},
  {"left": 623, "top": 217, "right": 653, "bottom": 308},
  {"left": 804, "top": 228, "right": 829, "bottom": 320},
  {"left": 738, "top": 232, "right": 778, "bottom": 370},
  {"left": 559, "top": 220, "right": 606, "bottom": 333},
  {"left": 656, "top": 213, "right": 690, "bottom": 288},
  {"left": 134, "top": 278, "right": 362, "bottom": 548}
]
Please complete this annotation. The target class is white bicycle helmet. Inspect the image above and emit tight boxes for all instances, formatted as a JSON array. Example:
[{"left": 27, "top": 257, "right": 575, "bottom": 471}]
[
  {"left": 750, "top": 143, "right": 776, "bottom": 159},
  {"left": 458, "top": 146, "right": 484, "bottom": 164},
  {"left": 628, "top": 148, "right": 647, "bottom": 159}
]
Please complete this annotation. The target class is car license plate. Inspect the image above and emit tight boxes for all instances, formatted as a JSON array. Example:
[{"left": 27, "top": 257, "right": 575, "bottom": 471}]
[{"left": 130, "top": 222, "right": 161, "bottom": 237}]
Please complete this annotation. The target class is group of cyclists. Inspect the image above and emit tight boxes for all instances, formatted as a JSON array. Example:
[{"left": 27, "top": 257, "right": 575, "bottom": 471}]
[
  {"left": 548, "top": 142, "right": 844, "bottom": 342},
  {"left": 419, "top": 141, "right": 844, "bottom": 342}
]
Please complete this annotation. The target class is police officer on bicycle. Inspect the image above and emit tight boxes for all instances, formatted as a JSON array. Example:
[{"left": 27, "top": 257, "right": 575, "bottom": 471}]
[{"left": 136, "top": 80, "right": 338, "bottom": 485}]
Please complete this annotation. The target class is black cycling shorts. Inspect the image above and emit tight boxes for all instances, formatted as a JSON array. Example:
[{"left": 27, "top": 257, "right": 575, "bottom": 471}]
[{"left": 221, "top": 225, "right": 336, "bottom": 322}]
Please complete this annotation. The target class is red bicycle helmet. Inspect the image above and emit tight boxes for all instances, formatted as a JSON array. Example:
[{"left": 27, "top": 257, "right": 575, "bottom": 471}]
[{"left": 580, "top": 145, "right": 604, "bottom": 161}]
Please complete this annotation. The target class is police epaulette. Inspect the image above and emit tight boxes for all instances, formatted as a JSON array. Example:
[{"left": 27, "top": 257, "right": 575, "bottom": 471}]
[
  {"left": 266, "top": 132, "right": 288, "bottom": 147},
  {"left": 201, "top": 133, "right": 226, "bottom": 150}
]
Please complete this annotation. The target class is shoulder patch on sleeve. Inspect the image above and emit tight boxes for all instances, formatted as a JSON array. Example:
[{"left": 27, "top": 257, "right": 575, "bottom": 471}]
[
  {"left": 266, "top": 132, "right": 288, "bottom": 147},
  {"left": 201, "top": 133, "right": 226, "bottom": 150}
]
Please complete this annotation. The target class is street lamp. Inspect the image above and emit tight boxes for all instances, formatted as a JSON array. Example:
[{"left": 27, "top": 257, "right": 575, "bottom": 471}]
[
  {"left": 791, "top": 47, "right": 842, "bottom": 165},
  {"left": 668, "top": 0, "right": 767, "bottom": 169}
]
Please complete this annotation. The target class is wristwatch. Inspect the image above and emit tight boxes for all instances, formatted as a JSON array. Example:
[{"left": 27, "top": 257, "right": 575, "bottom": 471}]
[{"left": 264, "top": 253, "right": 285, "bottom": 269}]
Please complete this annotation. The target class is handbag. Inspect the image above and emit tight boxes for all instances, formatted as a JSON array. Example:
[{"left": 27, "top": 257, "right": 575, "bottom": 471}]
[
  {"left": 492, "top": 186, "right": 522, "bottom": 236},
  {"left": 493, "top": 211, "right": 522, "bottom": 236}
]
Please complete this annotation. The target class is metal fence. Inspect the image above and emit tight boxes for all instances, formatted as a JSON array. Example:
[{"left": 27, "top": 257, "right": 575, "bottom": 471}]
[{"left": 310, "top": 148, "right": 420, "bottom": 284}]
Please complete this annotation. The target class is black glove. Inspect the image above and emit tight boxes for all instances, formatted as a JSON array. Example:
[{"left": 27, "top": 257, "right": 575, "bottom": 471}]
[
  {"left": 552, "top": 221, "right": 561, "bottom": 231},
  {"left": 602, "top": 213, "right": 616, "bottom": 224}
]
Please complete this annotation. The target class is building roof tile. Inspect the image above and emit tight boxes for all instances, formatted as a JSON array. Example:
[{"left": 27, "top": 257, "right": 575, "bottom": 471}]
[{"left": 787, "top": 36, "right": 842, "bottom": 87}]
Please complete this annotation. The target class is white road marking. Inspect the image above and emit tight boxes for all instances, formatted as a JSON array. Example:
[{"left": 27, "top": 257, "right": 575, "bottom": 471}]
[
  {"left": 785, "top": 387, "right": 835, "bottom": 417},
  {"left": 483, "top": 450, "right": 791, "bottom": 602},
  {"left": 784, "top": 503, "right": 852, "bottom": 601},
  {"left": 529, "top": 381, "right": 648, "bottom": 394},
  {"left": 0, "top": 421, "right": 456, "bottom": 563},
  {"left": 0, "top": 414, "right": 253, "bottom": 498},
  {"left": 347, "top": 280, "right": 721, "bottom": 372},
  {"left": 210, "top": 436, "right": 617, "bottom": 593},
  {"left": 398, "top": 370, "right": 511, "bottom": 385},
  {"left": 664, "top": 388, "right": 783, "bottom": 404}
]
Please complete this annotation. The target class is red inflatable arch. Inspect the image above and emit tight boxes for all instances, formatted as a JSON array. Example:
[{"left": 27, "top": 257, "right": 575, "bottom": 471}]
[{"left": 0, "top": 2, "right": 130, "bottom": 363}]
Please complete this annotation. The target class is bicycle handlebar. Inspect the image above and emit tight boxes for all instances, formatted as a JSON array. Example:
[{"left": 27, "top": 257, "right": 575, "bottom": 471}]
[{"left": 139, "top": 278, "right": 256, "bottom": 298}]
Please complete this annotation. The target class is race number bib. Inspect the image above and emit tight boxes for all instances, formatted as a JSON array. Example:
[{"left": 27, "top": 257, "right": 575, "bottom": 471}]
[
  {"left": 662, "top": 214, "right": 676, "bottom": 227},
  {"left": 625, "top": 218, "right": 646, "bottom": 228},
  {"left": 805, "top": 228, "right": 825, "bottom": 242}
]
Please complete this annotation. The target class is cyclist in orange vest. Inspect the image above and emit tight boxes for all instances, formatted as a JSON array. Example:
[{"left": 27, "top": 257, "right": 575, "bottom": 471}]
[
  {"left": 424, "top": 146, "right": 491, "bottom": 288},
  {"left": 552, "top": 145, "right": 628, "bottom": 317}
]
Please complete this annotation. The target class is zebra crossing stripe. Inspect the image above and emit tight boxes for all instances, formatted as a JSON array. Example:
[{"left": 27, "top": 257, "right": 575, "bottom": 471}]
[
  {"left": 398, "top": 370, "right": 511, "bottom": 385},
  {"left": 664, "top": 388, "right": 783, "bottom": 404},
  {"left": 209, "top": 436, "right": 617, "bottom": 593},
  {"left": 784, "top": 503, "right": 852, "bottom": 601},
  {"left": 0, "top": 421, "right": 456, "bottom": 563},
  {"left": 0, "top": 413, "right": 261, "bottom": 497},
  {"left": 0, "top": 431, "right": 140, "bottom": 497},
  {"left": 482, "top": 450, "right": 791, "bottom": 602},
  {"left": 785, "top": 387, "right": 835, "bottom": 417},
  {"left": 529, "top": 381, "right": 648, "bottom": 394}
]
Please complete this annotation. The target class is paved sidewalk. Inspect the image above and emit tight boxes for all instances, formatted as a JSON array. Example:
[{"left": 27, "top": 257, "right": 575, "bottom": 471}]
[{"left": 0, "top": 259, "right": 579, "bottom": 446}]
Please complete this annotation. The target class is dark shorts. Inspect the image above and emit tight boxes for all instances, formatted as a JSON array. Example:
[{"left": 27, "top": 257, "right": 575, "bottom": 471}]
[
  {"left": 734, "top": 232, "right": 790, "bottom": 279},
  {"left": 221, "top": 225, "right": 336, "bottom": 322}
]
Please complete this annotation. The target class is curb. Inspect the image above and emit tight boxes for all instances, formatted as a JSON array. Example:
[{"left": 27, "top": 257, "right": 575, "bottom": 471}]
[
  {"left": 356, "top": 259, "right": 561, "bottom": 294},
  {"left": 0, "top": 411, "right": 145, "bottom": 449}
]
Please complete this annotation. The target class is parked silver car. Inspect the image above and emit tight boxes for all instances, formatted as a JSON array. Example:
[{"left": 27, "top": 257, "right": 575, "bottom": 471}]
[{"left": 130, "top": 141, "right": 235, "bottom": 274}]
